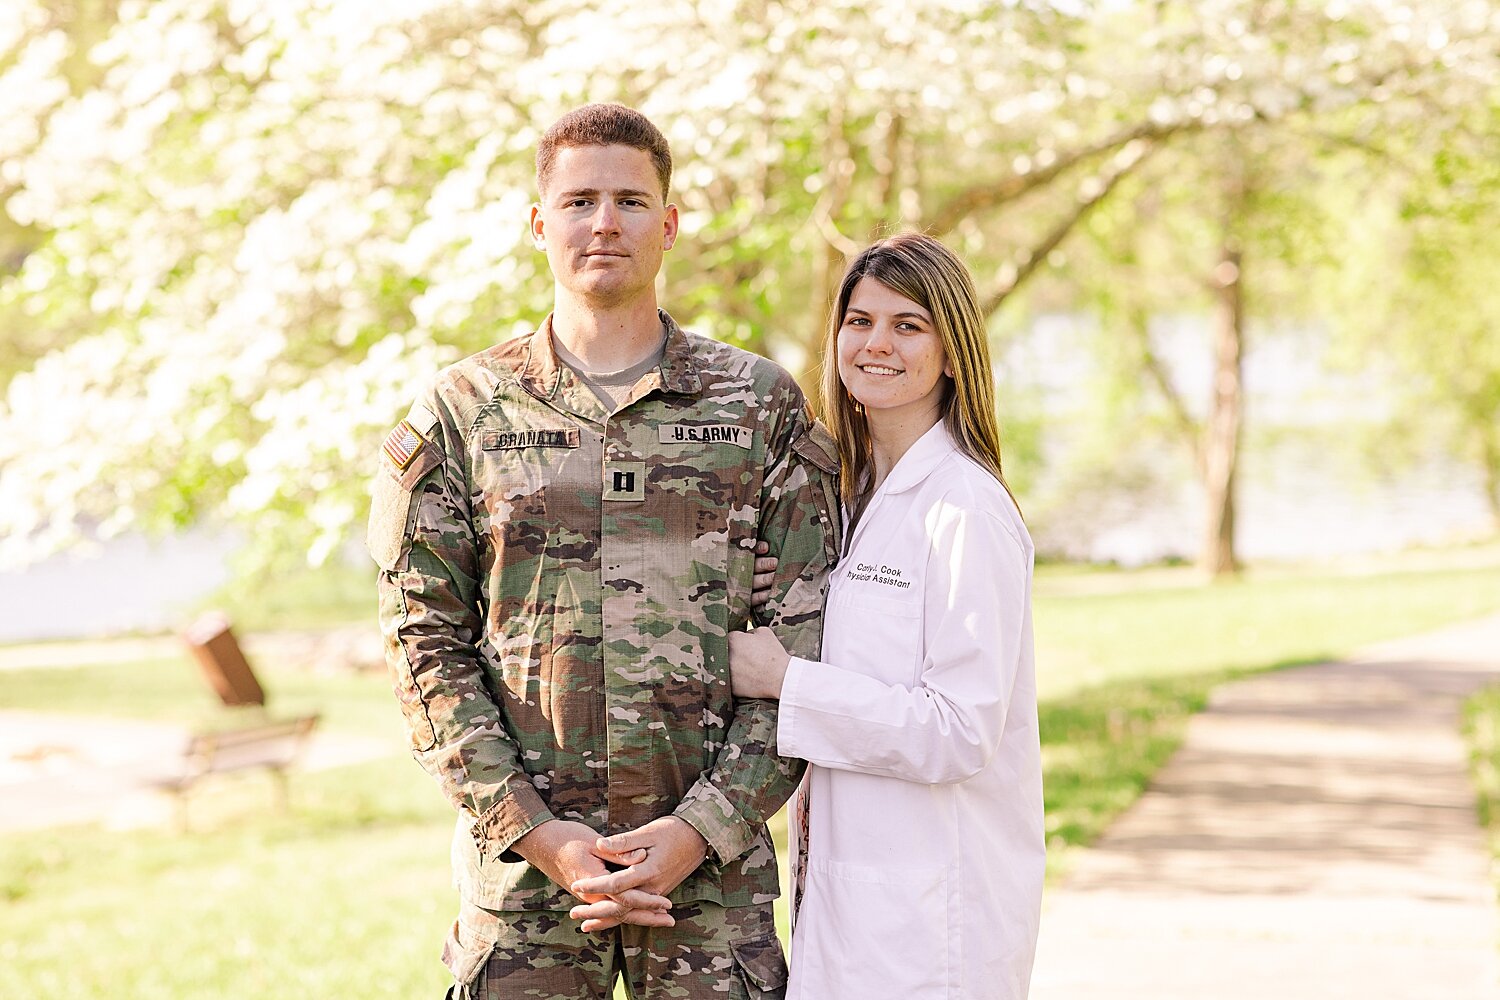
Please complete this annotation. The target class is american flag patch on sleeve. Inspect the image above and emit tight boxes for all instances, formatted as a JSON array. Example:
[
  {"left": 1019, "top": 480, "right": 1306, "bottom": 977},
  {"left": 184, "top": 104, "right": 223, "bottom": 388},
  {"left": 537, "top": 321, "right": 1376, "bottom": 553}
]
[{"left": 382, "top": 420, "right": 427, "bottom": 471}]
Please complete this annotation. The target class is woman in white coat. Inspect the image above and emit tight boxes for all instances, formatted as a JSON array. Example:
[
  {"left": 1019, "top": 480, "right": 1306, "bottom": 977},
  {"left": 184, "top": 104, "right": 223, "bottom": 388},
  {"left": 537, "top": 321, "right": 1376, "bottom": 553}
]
[{"left": 730, "top": 233, "right": 1043, "bottom": 1000}]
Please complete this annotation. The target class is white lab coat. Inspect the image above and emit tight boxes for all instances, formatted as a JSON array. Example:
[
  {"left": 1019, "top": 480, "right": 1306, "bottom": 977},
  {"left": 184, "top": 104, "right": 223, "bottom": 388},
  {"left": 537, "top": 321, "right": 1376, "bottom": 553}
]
[{"left": 778, "top": 420, "right": 1043, "bottom": 1000}]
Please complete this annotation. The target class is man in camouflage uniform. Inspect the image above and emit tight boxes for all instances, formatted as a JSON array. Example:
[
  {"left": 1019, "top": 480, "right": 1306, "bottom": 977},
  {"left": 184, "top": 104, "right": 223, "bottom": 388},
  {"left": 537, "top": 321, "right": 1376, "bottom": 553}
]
[{"left": 368, "top": 104, "right": 839, "bottom": 999}]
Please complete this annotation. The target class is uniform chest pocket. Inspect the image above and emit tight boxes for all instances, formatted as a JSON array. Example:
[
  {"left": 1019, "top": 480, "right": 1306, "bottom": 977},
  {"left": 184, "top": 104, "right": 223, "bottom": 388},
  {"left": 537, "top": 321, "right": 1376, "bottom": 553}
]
[
  {"left": 651, "top": 436, "right": 754, "bottom": 596},
  {"left": 826, "top": 589, "right": 923, "bottom": 687},
  {"left": 472, "top": 429, "right": 584, "bottom": 554}
]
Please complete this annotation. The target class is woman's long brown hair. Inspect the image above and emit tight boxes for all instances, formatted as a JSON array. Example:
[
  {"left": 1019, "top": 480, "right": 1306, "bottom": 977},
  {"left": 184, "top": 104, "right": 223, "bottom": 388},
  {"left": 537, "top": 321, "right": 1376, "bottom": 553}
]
[{"left": 820, "top": 232, "right": 1017, "bottom": 519}]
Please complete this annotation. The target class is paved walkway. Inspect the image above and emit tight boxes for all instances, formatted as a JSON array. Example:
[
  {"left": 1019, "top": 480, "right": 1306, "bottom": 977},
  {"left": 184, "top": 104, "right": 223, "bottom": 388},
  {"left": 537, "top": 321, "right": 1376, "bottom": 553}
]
[
  {"left": 1031, "top": 613, "right": 1500, "bottom": 1000},
  {"left": 0, "top": 711, "right": 395, "bottom": 832}
]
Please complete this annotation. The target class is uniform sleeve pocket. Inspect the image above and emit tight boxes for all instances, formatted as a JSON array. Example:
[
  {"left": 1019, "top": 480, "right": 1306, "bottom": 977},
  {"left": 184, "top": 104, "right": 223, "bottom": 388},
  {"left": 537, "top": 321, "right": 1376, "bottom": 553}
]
[
  {"left": 367, "top": 468, "right": 421, "bottom": 571},
  {"left": 730, "top": 935, "right": 788, "bottom": 999}
]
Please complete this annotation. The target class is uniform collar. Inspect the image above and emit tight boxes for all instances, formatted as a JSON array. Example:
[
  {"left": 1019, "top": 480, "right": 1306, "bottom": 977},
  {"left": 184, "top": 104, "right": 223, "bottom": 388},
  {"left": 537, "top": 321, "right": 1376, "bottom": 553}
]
[
  {"left": 656, "top": 310, "right": 704, "bottom": 395},
  {"left": 879, "top": 419, "right": 958, "bottom": 495},
  {"left": 518, "top": 309, "right": 702, "bottom": 400}
]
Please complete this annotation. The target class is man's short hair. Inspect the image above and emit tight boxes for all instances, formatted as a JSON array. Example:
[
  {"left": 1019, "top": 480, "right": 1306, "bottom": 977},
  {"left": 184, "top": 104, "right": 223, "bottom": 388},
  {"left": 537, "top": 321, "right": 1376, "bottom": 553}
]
[{"left": 536, "top": 104, "right": 673, "bottom": 200}]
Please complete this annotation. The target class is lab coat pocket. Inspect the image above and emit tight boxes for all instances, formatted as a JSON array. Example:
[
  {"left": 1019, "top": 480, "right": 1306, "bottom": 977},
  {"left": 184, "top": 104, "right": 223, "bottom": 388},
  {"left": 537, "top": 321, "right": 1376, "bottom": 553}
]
[
  {"left": 802, "top": 859, "right": 954, "bottom": 998},
  {"left": 827, "top": 590, "right": 922, "bottom": 687}
]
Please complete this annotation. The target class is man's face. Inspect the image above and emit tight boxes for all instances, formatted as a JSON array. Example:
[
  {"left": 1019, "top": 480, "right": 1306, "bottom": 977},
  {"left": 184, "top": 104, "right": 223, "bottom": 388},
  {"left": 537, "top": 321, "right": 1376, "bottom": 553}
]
[{"left": 530, "top": 144, "right": 678, "bottom": 308}]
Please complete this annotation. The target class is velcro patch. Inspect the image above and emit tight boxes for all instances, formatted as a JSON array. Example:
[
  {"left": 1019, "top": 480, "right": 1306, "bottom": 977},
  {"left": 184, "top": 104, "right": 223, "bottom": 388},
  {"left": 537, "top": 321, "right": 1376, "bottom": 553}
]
[
  {"left": 405, "top": 402, "right": 438, "bottom": 436},
  {"left": 658, "top": 424, "right": 752, "bottom": 449},
  {"left": 603, "top": 460, "right": 646, "bottom": 501},
  {"left": 382, "top": 420, "right": 428, "bottom": 471},
  {"left": 482, "top": 428, "right": 580, "bottom": 450}
]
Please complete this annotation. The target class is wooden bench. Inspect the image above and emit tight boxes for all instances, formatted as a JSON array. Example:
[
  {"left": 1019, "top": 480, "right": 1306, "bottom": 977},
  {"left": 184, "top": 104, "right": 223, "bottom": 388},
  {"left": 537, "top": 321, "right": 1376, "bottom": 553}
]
[{"left": 155, "top": 713, "right": 320, "bottom": 825}]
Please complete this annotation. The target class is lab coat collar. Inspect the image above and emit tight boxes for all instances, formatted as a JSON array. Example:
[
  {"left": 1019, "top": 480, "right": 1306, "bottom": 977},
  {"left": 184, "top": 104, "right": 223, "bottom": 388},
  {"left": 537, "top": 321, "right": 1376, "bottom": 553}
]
[{"left": 879, "top": 419, "right": 957, "bottom": 495}]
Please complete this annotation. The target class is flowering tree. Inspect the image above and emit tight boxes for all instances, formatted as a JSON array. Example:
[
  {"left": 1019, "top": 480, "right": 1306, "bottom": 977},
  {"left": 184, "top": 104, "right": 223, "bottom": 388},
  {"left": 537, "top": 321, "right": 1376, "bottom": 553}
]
[
  {"left": 988, "top": 1, "right": 1499, "bottom": 573},
  {"left": 0, "top": 0, "right": 1494, "bottom": 570}
]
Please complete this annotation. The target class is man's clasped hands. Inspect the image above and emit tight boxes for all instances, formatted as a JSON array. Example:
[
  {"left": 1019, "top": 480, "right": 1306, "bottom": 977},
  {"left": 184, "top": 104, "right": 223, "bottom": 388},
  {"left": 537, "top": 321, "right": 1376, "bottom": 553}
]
[
  {"left": 514, "top": 542, "right": 783, "bottom": 934},
  {"left": 514, "top": 815, "right": 708, "bottom": 933}
]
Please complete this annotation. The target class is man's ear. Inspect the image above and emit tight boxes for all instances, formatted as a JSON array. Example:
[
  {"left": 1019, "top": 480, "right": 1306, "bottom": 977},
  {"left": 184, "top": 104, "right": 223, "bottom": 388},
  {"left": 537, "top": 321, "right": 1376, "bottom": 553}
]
[
  {"left": 662, "top": 203, "right": 680, "bottom": 251},
  {"left": 529, "top": 203, "right": 546, "bottom": 251}
]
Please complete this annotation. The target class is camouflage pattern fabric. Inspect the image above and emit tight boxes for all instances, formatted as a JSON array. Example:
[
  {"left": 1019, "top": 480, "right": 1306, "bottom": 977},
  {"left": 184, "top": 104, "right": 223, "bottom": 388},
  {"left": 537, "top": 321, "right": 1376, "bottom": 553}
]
[
  {"left": 369, "top": 310, "right": 840, "bottom": 912},
  {"left": 442, "top": 898, "right": 786, "bottom": 999}
]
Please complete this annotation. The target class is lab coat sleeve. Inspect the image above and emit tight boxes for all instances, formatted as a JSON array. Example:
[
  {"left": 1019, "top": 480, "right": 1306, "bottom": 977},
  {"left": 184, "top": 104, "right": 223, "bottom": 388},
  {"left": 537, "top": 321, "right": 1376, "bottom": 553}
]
[{"left": 777, "top": 500, "right": 1030, "bottom": 784}]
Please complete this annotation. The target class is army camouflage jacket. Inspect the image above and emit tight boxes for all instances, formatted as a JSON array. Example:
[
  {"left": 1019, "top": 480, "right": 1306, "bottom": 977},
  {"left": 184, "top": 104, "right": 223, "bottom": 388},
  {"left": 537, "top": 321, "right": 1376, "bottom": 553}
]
[{"left": 368, "top": 311, "right": 840, "bottom": 911}]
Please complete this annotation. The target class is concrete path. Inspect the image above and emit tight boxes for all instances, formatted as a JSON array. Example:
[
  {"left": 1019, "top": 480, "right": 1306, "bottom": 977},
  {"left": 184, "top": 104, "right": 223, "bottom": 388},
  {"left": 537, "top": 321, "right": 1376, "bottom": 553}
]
[
  {"left": 1031, "top": 613, "right": 1500, "bottom": 1000},
  {"left": 0, "top": 710, "right": 396, "bottom": 832}
]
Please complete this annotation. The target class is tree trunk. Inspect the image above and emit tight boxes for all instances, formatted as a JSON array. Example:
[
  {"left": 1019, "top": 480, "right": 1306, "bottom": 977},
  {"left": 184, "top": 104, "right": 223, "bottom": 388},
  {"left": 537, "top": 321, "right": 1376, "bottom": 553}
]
[
  {"left": 800, "top": 237, "right": 847, "bottom": 405},
  {"left": 801, "top": 105, "right": 856, "bottom": 404},
  {"left": 1479, "top": 420, "right": 1500, "bottom": 532},
  {"left": 1200, "top": 246, "right": 1244, "bottom": 577}
]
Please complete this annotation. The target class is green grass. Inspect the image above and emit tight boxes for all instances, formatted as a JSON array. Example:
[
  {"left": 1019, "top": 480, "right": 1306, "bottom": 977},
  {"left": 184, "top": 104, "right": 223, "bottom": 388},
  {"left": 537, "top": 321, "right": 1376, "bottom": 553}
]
[
  {"left": 1032, "top": 561, "right": 1500, "bottom": 698},
  {"left": 0, "top": 656, "right": 406, "bottom": 740},
  {"left": 3, "top": 553, "right": 1500, "bottom": 997},
  {"left": 0, "top": 758, "right": 455, "bottom": 998},
  {"left": 201, "top": 558, "right": 377, "bottom": 631},
  {"left": 1463, "top": 684, "right": 1500, "bottom": 899}
]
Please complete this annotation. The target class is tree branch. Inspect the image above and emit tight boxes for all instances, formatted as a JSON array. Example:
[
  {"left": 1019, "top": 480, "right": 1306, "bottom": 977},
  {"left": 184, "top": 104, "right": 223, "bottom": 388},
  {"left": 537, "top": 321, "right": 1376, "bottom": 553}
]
[
  {"left": 928, "top": 119, "right": 1196, "bottom": 237},
  {"left": 981, "top": 140, "right": 1156, "bottom": 317},
  {"left": 1130, "top": 304, "right": 1203, "bottom": 464},
  {"left": 808, "top": 103, "right": 862, "bottom": 257}
]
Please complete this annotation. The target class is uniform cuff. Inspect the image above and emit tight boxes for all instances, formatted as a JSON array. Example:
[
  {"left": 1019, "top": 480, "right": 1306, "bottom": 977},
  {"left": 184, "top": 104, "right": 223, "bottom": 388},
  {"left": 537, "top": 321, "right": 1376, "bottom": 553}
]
[
  {"left": 473, "top": 782, "right": 555, "bottom": 861},
  {"left": 674, "top": 783, "right": 755, "bottom": 864},
  {"left": 776, "top": 656, "right": 819, "bottom": 759}
]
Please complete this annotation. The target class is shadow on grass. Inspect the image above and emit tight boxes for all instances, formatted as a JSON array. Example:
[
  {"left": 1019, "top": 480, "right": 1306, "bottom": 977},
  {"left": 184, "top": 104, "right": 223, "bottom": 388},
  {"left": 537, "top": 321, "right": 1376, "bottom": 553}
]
[{"left": 1040, "top": 658, "right": 1326, "bottom": 871}]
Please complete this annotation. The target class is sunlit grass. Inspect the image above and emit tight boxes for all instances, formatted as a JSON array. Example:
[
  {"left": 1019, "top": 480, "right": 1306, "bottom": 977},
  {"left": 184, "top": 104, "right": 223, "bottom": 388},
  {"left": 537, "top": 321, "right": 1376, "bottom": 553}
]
[
  {"left": 0, "top": 757, "right": 454, "bottom": 999},
  {"left": 1462, "top": 684, "right": 1500, "bottom": 901}
]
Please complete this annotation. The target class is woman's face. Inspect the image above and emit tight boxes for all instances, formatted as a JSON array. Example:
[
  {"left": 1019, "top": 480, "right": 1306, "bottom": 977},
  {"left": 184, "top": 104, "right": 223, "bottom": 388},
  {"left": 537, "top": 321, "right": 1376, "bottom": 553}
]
[{"left": 836, "top": 277, "right": 952, "bottom": 424}]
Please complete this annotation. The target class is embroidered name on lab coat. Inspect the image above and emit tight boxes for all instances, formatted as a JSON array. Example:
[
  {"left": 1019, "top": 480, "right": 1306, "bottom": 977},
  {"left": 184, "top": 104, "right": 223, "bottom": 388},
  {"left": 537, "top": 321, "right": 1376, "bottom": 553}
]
[
  {"left": 658, "top": 424, "right": 752, "bottom": 448},
  {"left": 846, "top": 562, "right": 912, "bottom": 590}
]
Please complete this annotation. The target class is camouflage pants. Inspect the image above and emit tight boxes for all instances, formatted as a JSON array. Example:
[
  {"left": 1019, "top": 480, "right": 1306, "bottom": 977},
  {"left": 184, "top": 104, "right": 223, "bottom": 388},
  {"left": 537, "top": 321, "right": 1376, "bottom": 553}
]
[{"left": 441, "top": 897, "right": 787, "bottom": 1000}]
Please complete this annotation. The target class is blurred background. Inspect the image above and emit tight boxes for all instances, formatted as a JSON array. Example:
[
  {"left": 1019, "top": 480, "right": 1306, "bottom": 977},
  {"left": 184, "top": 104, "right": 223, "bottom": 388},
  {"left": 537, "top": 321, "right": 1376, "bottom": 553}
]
[{"left": 1, "top": 1, "right": 1498, "bottom": 997}]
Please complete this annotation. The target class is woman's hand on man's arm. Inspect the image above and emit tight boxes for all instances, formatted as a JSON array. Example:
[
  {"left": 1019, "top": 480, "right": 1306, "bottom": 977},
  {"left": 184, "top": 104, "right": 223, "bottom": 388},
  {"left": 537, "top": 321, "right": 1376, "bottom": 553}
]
[
  {"left": 750, "top": 539, "right": 778, "bottom": 609},
  {"left": 728, "top": 626, "right": 792, "bottom": 699}
]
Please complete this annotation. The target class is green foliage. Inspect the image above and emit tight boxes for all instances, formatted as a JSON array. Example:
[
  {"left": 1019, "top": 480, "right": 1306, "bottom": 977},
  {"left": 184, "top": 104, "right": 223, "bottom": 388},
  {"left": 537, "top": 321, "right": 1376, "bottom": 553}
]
[
  {"left": 1322, "top": 97, "right": 1500, "bottom": 523},
  {"left": 2, "top": 1, "right": 1496, "bottom": 568}
]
